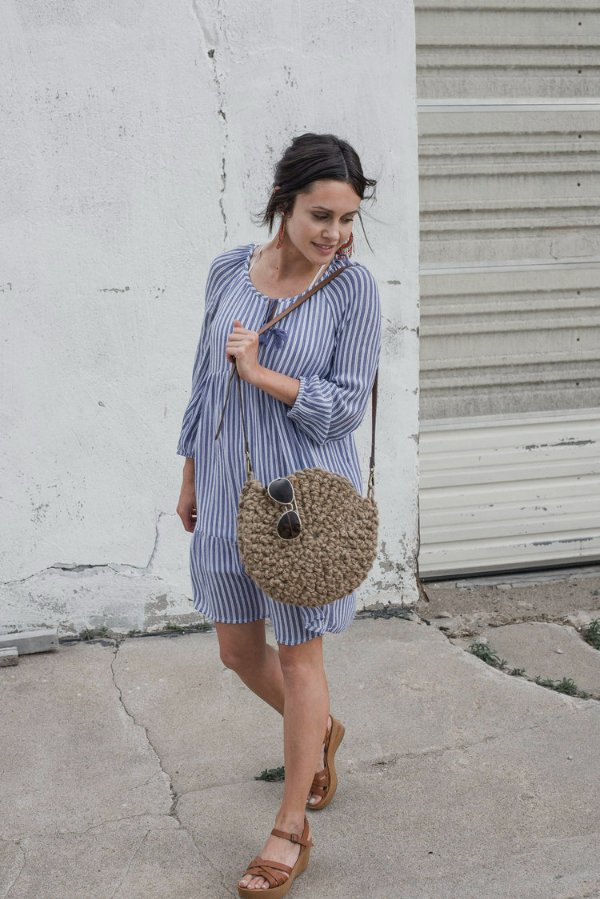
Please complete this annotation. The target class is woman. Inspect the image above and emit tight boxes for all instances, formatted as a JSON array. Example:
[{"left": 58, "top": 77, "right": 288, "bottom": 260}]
[{"left": 176, "top": 132, "right": 381, "bottom": 896}]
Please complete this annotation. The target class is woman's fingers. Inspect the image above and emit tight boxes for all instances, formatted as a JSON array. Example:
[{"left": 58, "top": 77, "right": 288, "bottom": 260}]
[
  {"left": 225, "top": 320, "right": 258, "bottom": 360},
  {"left": 177, "top": 506, "right": 196, "bottom": 533},
  {"left": 177, "top": 485, "right": 197, "bottom": 533}
]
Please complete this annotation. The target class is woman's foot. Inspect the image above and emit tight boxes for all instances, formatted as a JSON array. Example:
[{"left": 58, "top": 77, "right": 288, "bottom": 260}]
[
  {"left": 306, "top": 714, "right": 332, "bottom": 806},
  {"left": 238, "top": 818, "right": 312, "bottom": 891}
]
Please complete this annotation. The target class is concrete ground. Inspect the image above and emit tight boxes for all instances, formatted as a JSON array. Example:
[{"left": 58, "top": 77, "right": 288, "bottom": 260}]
[
  {"left": 416, "top": 562, "right": 600, "bottom": 702},
  {"left": 415, "top": 563, "right": 600, "bottom": 634},
  {"left": 1, "top": 569, "right": 600, "bottom": 898}
]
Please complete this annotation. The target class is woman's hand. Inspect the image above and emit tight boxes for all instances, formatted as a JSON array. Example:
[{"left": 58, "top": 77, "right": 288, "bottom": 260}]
[
  {"left": 176, "top": 469, "right": 197, "bottom": 533},
  {"left": 225, "top": 319, "right": 263, "bottom": 384},
  {"left": 225, "top": 318, "right": 301, "bottom": 404}
]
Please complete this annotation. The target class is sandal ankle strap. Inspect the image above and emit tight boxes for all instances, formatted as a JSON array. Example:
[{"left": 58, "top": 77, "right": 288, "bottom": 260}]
[{"left": 271, "top": 815, "right": 312, "bottom": 848}]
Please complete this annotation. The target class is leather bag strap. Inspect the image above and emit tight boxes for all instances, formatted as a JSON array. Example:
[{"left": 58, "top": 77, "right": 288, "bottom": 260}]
[{"left": 214, "top": 265, "right": 378, "bottom": 498}]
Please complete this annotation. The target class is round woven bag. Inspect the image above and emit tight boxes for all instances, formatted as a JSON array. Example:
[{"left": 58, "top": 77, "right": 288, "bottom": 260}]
[{"left": 237, "top": 467, "right": 379, "bottom": 607}]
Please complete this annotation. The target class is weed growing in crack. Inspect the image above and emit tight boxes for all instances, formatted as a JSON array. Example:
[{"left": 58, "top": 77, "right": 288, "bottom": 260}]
[
  {"left": 582, "top": 618, "right": 600, "bottom": 651},
  {"left": 164, "top": 620, "right": 186, "bottom": 633},
  {"left": 468, "top": 641, "right": 506, "bottom": 669},
  {"left": 468, "top": 641, "right": 590, "bottom": 698},
  {"left": 533, "top": 676, "right": 589, "bottom": 699},
  {"left": 255, "top": 766, "right": 285, "bottom": 782},
  {"left": 79, "top": 625, "right": 111, "bottom": 641}
]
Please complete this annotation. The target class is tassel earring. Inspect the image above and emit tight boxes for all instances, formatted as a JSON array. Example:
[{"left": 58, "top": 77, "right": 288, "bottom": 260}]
[
  {"left": 336, "top": 233, "right": 354, "bottom": 258},
  {"left": 276, "top": 217, "right": 286, "bottom": 249}
]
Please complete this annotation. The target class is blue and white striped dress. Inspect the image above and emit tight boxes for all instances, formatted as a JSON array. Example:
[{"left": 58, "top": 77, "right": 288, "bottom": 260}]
[{"left": 176, "top": 242, "right": 381, "bottom": 646}]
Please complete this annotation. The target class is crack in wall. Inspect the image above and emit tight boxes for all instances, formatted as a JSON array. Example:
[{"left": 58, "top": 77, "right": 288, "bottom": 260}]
[
  {"left": 143, "top": 509, "right": 164, "bottom": 572},
  {"left": 2, "top": 511, "right": 171, "bottom": 586},
  {"left": 190, "top": 0, "right": 229, "bottom": 246}
]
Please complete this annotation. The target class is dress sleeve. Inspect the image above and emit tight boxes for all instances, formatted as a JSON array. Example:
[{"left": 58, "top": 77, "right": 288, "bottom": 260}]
[
  {"left": 175, "top": 260, "right": 220, "bottom": 457},
  {"left": 286, "top": 264, "right": 381, "bottom": 446}
]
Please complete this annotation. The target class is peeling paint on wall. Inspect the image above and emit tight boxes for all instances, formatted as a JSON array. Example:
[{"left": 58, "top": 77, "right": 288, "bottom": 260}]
[{"left": 2, "top": 0, "right": 420, "bottom": 632}]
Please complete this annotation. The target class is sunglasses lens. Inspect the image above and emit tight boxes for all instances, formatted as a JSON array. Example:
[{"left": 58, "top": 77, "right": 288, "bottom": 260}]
[
  {"left": 277, "top": 510, "right": 301, "bottom": 540},
  {"left": 268, "top": 477, "right": 294, "bottom": 505}
]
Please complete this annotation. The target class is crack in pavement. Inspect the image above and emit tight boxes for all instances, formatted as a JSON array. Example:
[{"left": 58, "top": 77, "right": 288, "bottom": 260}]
[
  {"left": 2, "top": 839, "right": 25, "bottom": 899},
  {"left": 108, "top": 829, "right": 150, "bottom": 899},
  {"left": 356, "top": 703, "right": 598, "bottom": 772},
  {"left": 110, "top": 643, "right": 235, "bottom": 895},
  {"left": 2, "top": 813, "right": 174, "bottom": 842},
  {"left": 109, "top": 643, "right": 178, "bottom": 815},
  {"left": 432, "top": 621, "right": 600, "bottom": 702}
]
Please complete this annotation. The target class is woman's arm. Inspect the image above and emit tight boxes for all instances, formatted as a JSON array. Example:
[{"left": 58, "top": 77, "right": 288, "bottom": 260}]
[
  {"left": 227, "top": 264, "right": 381, "bottom": 442},
  {"left": 285, "top": 265, "right": 381, "bottom": 445},
  {"left": 176, "top": 259, "right": 222, "bottom": 457},
  {"left": 251, "top": 366, "right": 300, "bottom": 406},
  {"left": 226, "top": 319, "right": 301, "bottom": 405}
]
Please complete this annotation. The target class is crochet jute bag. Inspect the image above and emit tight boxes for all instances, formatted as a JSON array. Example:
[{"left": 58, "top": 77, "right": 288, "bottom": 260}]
[{"left": 214, "top": 267, "right": 379, "bottom": 607}]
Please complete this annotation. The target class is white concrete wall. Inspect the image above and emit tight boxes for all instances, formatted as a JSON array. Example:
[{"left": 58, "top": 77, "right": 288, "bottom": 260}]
[{"left": 0, "top": 0, "right": 420, "bottom": 635}]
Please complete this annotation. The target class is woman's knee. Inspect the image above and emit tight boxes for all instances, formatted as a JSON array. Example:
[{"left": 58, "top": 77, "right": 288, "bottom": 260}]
[
  {"left": 219, "top": 644, "right": 265, "bottom": 672},
  {"left": 278, "top": 636, "right": 324, "bottom": 680},
  {"left": 215, "top": 620, "right": 268, "bottom": 671}
]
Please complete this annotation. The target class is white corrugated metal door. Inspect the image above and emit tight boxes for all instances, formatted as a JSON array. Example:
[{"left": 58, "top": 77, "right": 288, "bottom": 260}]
[{"left": 415, "top": 2, "right": 600, "bottom": 577}]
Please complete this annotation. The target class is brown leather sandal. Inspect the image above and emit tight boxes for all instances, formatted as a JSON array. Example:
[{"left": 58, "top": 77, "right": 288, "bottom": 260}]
[
  {"left": 306, "top": 714, "right": 345, "bottom": 811},
  {"left": 237, "top": 815, "right": 313, "bottom": 898}
]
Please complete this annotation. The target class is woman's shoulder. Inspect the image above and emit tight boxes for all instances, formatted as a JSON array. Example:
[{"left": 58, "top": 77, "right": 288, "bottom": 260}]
[
  {"left": 330, "top": 257, "right": 380, "bottom": 303},
  {"left": 204, "top": 244, "right": 254, "bottom": 302},
  {"left": 208, "top": 243, "right": 253, "bottom": 276}
]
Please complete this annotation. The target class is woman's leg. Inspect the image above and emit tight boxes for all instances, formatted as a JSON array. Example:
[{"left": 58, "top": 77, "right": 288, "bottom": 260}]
[
  {"left": 215, "top": 620, "right": 330, "bottom": 817},
  {"left": 215, "top": 620, "right": 285, "bottom": 713},
  {"left": 239, "top": 635, "right": 328, "bottom": 892}
]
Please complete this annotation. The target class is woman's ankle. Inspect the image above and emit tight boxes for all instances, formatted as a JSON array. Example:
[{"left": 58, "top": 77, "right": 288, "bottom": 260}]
[{"left": 273, "top": 812, "right": 306, "bottom": 834}]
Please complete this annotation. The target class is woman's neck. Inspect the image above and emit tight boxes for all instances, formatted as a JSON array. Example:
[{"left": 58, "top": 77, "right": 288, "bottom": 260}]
[{"left": 258, "top": 238, "right": 326, "bottom": 284}]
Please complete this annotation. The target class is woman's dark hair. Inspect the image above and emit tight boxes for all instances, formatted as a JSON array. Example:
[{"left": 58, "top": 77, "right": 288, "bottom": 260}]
[{"left": 259, "top": 132, "right": 377, "bottom": 247}]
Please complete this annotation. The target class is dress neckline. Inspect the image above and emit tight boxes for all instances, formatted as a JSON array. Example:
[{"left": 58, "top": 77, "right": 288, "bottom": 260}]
[{"left": 243, "top": 242, "right": 341, "bottom": 303}]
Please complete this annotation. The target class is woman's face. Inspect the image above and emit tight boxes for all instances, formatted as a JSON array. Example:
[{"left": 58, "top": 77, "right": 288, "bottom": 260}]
[{"left": 283, "top": 179, "right": 361, "bottom": 264}]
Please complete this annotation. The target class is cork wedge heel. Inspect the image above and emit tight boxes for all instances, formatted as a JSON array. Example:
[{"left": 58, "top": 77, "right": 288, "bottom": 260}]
[
  {"left": 237, "top": 816, "right": 313, "bottom": 899},
  {"left": 306, "top": 715, "right": 345, "bottom": 811}
]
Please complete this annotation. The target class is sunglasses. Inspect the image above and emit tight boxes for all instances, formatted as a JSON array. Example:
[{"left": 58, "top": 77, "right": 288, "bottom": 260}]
[{"left": 267, "top": 477, "right": 302, "bottom": 540}]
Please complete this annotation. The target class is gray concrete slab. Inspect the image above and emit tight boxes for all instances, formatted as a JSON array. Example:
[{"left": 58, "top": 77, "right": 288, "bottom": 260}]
[
  {"left": 0, "top": 817, "right": 225, "bottom": 899},
  {"left": 112, "top": 630, "right": 280, "bottom": 796},
  {"left": 0, "top": 646, "right": 18, "bottom": 666},
  {"left": 455, "top": 621, "right": 600, "bottom": 699},
  {"left": 1, "top": 617, "right": 599, "bottom": 898},
  {"left": 113, "top": 619, "right": 585, "bottom": 798},
  {"left": 0, "top": 628, "right": 58, "bottom": 654},
  {"left": 178, "top": 704, "right": 600, "bottom": 898},
  {"left": 417, "top": 563, "right": 600, "bottom": 633},
  {"left": 0, "top": 642, "right": 170, "bottom": 838}
]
